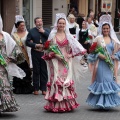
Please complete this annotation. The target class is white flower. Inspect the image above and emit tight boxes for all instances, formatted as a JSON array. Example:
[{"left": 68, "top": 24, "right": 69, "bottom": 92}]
[{"left": 101, "top": 39, "right": 106, "bottom": 47}]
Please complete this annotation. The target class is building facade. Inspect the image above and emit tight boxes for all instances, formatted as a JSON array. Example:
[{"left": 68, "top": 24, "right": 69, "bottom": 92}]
[
  {"left": 0, "top": 0, "right": 18, "bottom": 33},
  {"left": 0, "top": 0, "right": 68, "bottom": 33},
  {"left": 0, "top": 0, "right": 119, "bottom": 33}
]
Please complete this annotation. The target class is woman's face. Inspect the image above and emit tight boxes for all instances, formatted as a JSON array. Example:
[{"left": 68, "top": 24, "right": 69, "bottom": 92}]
[
  {"left": 90, "top": 14, "right": 94, "bottom": 19},
  {"left": 71, "top": 8, "right": 75, "bottom": 12},
  {"left": 102, "top": 24, "right": 110, "bottom": 36},
  {"left": 82, "top": 22, "right": 87, "bottom": 29},
  {"left": 69, "top": 18, "right": 75, "bottom": 23},
  {"left": 87, "top": 18, "right": 92, "bottom": 24},
  {"left": 18, "top": 22, "right": 25, "bottom": 31},
  {"left": 57, "top": 19, "right": 66, "bottom": 31}
]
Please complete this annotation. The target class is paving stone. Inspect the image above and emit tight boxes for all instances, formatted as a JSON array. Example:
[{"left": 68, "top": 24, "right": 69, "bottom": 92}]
[{"left": 0, "top": 70, "right": 120, "bottom": 120}]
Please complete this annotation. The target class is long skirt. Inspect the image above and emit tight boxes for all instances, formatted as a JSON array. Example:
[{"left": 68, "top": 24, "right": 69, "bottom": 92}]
[
  {"left": 0, "top": 65, "right": 20, "bottom": 112},
  {"left": 13, "top": 61, "right": 33, "bottom": 94}
]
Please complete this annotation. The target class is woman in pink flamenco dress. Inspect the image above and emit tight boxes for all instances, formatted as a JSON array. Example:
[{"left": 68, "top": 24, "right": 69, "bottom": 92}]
[{"left": 43, "top": 13, "right": 86, "bottom": 112}]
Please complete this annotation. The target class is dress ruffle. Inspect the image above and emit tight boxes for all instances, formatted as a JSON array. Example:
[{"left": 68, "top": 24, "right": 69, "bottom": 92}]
[
  {"left": 87, "top": 80, "right": 120, "bottom": 108},
  {"left": 0, "top": 90, "right": 20, "bottom": 112},
  {"left": 86, "top": 42, "right": 120, "bottom": 109},
  {"left": 88, "top": 81, "right": 120, "bottom": 95},
  {"left": 44, "top": 99, "right": 79, "bottom": 112},
  {"left": 44, "top": 80, "right": 79, "bottom": 112},
  {"left": 86, "top": 93, "right": 120, "bottom": 108},
  {"left": 13, "top": 78, "right": 33, "bottom": 94},
  {"left": 13, "top": 61, "right": 33, "bottom": 94}
]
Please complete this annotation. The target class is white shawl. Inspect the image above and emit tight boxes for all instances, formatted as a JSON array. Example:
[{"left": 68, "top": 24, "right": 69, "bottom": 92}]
[{"left": 2, "top": 31, "right": 26, "bottom": 79}]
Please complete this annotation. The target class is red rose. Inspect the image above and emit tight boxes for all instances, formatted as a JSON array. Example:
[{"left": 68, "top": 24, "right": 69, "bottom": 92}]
[
  {"left": 44, "top": 40, "right": 50, "bottom": 50},
  {"left": 89, "top": 42, "right": 97, "bottom": 53},
  {"left": 42, "top": 54, "right": 50, "bottom": 60},
  {"left": 49, "top": 52, "right": 55, "bottom": 58},
  {"left": 88, "top": 35, "right": 93, "bottom": 39}
]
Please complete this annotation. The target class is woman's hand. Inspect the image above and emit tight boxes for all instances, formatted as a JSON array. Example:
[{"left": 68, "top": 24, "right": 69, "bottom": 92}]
[
  {"left": 84, "top": 41, "right": 88, "bottom": 44},
  {"left": 48, "top": 52, "right": 55, "bottom": 58},
  {"left": 98, "top": 54, "right": 106, "bottom": 60},
  {"left": 111, "top": 55, "right": 116, "bottom": 60},
  {"left": 55, "top": 54, "right": 63, "bottom": 61},
  {"left": 6, "top": 58, "right": 12, "bottom": 63},
  {"left": 67, "top": 54, "right": 72, "bottom": 59}
]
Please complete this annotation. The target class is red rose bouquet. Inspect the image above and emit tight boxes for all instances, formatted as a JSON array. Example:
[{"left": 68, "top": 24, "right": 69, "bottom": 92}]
[
  {"left": 44, "top": 40, "right": 51, "bottom": 50},
  {"left": 83, "top": 30, "right": 93, "bottom": 42},
  {"left": 86, "top": 35, "right": 93, "bottom": 41},
  {"left": 42, "top": 40, "right": 69, "bottom": 69},
  {"left": 89, "top": 42, "right": 114, "bottom": 72}
]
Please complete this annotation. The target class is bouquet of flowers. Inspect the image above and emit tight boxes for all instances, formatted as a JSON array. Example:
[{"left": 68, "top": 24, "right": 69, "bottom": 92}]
[
  {"left": 86, "top": 35, "right": 93, "bottom": 42},
  {"left": 0, "top": 54, "right": 7, "bottom": 67},
  {"left": 42, "top": 41, "right": 69, "bottom": 69},
  {"left": 89, "top": 41, "right": 114, "bottom": 72},
  {"left": 83, "top": 30, "right": 93, "bottom": 42}
]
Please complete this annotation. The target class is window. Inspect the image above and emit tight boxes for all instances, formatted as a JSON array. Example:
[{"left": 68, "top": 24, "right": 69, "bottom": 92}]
[
  {"left": 23, "top": 0, "right": 33, "bottom": 30},
  {"left": 42, "top": 0, "right": 52, "bottom": 27}
]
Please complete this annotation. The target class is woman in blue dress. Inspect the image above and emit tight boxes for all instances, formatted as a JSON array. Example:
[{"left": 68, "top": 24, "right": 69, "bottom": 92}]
[{"left": 86, "top": 14, "right": 120, "bottom": 109}]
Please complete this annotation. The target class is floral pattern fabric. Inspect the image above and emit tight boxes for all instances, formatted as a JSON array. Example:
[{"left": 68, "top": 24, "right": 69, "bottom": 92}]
[
  {"left": 44, "top": 38, "right": 79, "bottom": 112},
  {"left": 0, "top": 39, "right": 20, "bottom": 112}
]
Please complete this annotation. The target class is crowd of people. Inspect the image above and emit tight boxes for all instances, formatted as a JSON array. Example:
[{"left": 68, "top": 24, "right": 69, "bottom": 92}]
[{"left": 0, "top": 8, "right": 120, "bottom": 114}]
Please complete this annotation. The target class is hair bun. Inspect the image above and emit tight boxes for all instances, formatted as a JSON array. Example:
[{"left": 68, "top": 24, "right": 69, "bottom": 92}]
[{"left": 15, "top": 23, "right": 18, "bottom": 28}]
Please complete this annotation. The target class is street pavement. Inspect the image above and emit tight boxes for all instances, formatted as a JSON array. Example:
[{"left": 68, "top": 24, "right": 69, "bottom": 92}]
[
  {"left": 0, "top": 28, "right": 119, "bottom": 120},
  {"left": 0, "top": 70, "right": 120, "bottom": 120}
]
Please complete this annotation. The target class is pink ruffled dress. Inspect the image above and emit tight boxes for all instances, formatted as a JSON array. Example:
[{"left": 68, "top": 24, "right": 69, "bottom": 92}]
[{"left": 44, "top": 37, "right": 79, "bottom": 112}]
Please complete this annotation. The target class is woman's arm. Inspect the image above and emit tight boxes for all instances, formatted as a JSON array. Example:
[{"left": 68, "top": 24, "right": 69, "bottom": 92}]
[
  {"left": 114, "top": 60, "right": 118, "bottom": 83},
  {"left": 98, "top": 53, "right": 106, "bottom": 60},
  {"left": 76, "top": 26, "right": 80, "bottom": 41}
]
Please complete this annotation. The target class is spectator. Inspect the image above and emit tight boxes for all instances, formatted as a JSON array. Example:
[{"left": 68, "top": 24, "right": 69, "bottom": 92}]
[{"left": 26, "top": 17, "right": 50, "bottom": 95}]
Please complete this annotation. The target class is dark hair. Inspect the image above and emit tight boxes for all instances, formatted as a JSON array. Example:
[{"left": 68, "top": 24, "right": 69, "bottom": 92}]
[
  {"left": 15, "top": 21, "right": 24, "bottom": 28},
  {"left": 34, "top": 17, "right": 42, "bottom": 23},
  {"left": 57, "top": 18, "right": 65, "bottom": 23},
  {"left": 102, "top": 23, "right": 111, "bottom": 36},
  {"left": 102, "top": 23, "right": 110, "bottom": 28},
  {"left": 82, "top": 20, "right": 86, "bottom": 24},
  {"left": 86, "top": 16, "right": 92, "bottom": 21}
]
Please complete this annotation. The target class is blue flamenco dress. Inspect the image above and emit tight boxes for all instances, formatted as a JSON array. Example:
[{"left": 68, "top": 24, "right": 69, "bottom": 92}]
[{"left": 86, "top": 41, "right": 120, "bottom": 109}]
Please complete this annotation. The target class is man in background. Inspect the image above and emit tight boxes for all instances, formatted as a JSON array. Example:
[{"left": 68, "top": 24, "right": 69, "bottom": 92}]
[{"left": 26, "top": 17, "right": 50, "bottom": 95}]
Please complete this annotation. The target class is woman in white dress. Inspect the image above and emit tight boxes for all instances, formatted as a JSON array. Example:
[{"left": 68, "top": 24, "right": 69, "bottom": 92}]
[
  {"left": 68, "top": 14, "right": 80, "bottom": 40},
  {"left": 11, "top": 15, "right": 33, "bottom": 94},
  {"left": 43, "top": 13, "right": 86, "bottom": 112}
]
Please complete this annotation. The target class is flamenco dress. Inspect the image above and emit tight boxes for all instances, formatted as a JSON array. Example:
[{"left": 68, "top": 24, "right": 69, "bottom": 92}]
[{"left": 86, "top": 41, "right": 120, "bottom": 109}]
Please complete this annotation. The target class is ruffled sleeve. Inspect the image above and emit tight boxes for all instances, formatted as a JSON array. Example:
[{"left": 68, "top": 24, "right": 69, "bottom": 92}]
[
  {"left": 87, "top": 36, "right": 102, "bottom": 63},
  {"left": 114, "top": 50, "right": 120, "bottom": 61},
  {"left": 113, "top": 42, "right": 120, "bottom": 61},
  {"left": 87, "top": 53, "right": 99, "bottom": 63}
]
